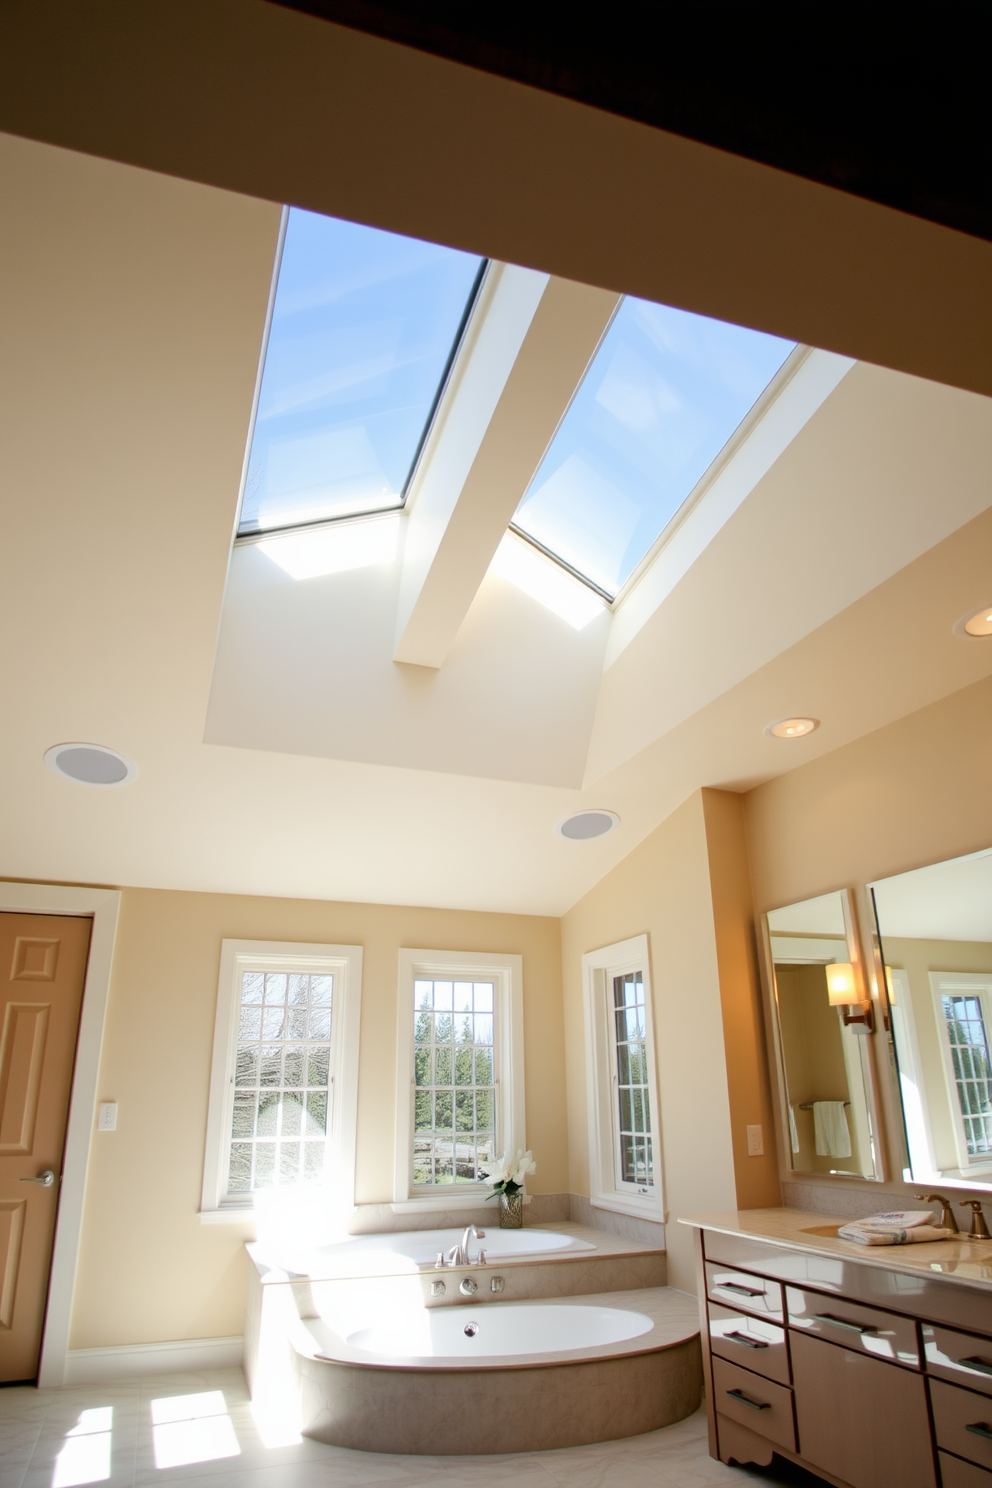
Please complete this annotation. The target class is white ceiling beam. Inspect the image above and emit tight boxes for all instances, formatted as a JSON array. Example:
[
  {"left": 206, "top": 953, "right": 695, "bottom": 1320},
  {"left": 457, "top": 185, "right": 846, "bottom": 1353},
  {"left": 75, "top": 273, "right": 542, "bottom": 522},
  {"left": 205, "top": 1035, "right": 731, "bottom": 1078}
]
[{"left": 394, "top": 270, "right": 621, "bottom": 669}]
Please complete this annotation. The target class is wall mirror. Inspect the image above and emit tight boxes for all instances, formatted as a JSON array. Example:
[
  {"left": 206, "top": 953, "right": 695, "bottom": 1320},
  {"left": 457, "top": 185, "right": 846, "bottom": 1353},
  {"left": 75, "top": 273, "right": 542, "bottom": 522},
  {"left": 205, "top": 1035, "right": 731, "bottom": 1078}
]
[
  {"left": 871, "top": 847, "right": 992, "bottom": 1190},
  {"left": 764, "top": 890, "right": 881, "bottom": 1180}
]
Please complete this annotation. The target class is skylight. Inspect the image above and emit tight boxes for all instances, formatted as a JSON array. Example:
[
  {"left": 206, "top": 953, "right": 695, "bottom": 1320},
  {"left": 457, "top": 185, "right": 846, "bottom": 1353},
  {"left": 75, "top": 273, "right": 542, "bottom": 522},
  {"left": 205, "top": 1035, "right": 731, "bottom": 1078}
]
[
  {"left": 511, "top": 298, "right": 796, "bottom": 598},
  {"left": 238, "top": 209, "right": 484, "bottom": 536}
]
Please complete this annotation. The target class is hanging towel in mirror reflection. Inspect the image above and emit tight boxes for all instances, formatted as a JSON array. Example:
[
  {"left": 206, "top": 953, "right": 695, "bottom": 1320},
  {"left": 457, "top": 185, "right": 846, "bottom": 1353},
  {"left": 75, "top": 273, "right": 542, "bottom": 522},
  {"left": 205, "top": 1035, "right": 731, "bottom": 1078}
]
[
  {"left": 813, "top": 1101, "right": 851, "bottom": 1158},
  {"left": 788, "top": 1105, "right": 800, "bottom": 1153}
]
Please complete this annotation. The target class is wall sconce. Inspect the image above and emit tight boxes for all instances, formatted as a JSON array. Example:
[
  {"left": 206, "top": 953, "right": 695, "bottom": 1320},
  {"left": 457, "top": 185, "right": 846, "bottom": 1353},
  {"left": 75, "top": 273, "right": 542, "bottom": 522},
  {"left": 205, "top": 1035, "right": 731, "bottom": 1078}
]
[{"left": 826, "top": 962, "right": 875, "bottom": 1031}]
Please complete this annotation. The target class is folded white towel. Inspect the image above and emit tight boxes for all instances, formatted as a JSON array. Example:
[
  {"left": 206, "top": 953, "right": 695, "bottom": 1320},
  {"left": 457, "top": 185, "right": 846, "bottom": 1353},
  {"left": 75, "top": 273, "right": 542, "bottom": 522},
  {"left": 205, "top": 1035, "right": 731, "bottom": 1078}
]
[
  {"left": 838, "top": 1222, "right": 953, "bottom": 1246},
  {"left": 813, "top": 1101, "right": 852, "bottom": 1158}
]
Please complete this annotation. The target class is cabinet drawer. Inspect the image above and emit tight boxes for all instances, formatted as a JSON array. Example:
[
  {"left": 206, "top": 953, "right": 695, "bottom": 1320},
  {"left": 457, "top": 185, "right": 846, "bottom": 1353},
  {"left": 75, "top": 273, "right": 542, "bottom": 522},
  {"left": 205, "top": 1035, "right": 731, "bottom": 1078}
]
[
  {"left": 791, "top": 1330, "right": 934, "bottom": 1488},
  {"left": 711, "top": 1355, "right": 795, "bottom": 1450},
  {"left": 932, "top": 1379, "right": 992, "bottom": 1472},
  {"left": 939, "top": 1451, "right": 992, "bottom": 1488},
  {"left": 708, "top": 1302, "right": 791, "bottom": 1385},
  {"left": 925, "top": 1325, "right": 992, "bottom": 1395},
  {"left": 706, "top": 1261, "right": 783, "bottom": 1321},
  {"left": 786, "top": 1284, "right": 919, "bottom": 1367}
]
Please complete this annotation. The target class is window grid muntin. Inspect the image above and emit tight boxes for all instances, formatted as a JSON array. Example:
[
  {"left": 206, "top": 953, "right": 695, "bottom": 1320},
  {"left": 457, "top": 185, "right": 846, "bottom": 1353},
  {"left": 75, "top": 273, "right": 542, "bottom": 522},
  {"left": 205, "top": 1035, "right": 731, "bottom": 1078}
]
[
  {"left": 228, "top": 970, "right": 333, "bottom": 1193},
  {"left": 612, "top": 971, "right": 653, "bottom": 1188},
  {"left": 942, "top": 993, "right": 992, "bottom": 1158},
  {"left": 413, "top": 978, "right": 496, "bottom": 1187}
]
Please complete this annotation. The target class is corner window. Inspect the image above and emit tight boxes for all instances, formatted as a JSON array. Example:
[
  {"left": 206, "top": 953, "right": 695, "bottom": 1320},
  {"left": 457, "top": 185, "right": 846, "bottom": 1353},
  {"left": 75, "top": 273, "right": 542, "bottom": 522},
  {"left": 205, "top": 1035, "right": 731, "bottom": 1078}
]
[
  {"left": 200, "top": 940, "right": 363, "bottom": 1218},
  {"left": 393, "top": 949, "right": 525, "bottom": 1213},
  {"left": 582, "top": 934, "right": 664, "bottom": 1220}
]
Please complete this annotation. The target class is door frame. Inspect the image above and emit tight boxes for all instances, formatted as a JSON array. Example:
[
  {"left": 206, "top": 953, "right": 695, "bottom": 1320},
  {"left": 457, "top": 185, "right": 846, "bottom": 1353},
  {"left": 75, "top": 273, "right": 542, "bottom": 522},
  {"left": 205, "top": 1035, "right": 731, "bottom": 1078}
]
[{"left": 0, "top": 882, "right": 121, "bottom": 1387}]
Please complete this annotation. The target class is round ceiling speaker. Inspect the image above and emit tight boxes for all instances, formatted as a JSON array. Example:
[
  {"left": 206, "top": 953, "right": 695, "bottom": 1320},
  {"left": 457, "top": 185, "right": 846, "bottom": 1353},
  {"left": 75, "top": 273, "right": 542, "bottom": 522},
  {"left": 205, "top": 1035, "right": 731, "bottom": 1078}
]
[
  {"left": 44, "top": 743, "right": 137, "bottom": 787},
  {"left": 555, "top": 810, "right": 620, "bottom": 841}
]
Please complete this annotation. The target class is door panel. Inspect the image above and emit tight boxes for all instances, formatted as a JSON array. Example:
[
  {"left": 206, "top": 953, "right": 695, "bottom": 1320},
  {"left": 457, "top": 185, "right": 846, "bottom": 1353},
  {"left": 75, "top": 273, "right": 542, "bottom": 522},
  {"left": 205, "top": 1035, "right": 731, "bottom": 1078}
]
[{"left": 0, "top": 913, "right": 90, "bottom": 1381}]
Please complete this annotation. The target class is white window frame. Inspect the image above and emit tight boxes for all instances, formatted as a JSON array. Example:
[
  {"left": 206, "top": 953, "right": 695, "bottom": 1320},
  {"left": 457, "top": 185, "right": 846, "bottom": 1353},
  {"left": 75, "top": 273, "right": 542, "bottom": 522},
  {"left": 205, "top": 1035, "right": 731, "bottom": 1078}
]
[
  {"left": 582, "top": 934, "right": 664, "bottom": 1222},
  {"left": 201, "top": 939, "right": 363, "bottom": 1220},
  {"left": 930, "top": 971, "right": 992, "bottom": 1173},
  {"left": 393, "top": 948, "right": 525, "bottom": 1214}
]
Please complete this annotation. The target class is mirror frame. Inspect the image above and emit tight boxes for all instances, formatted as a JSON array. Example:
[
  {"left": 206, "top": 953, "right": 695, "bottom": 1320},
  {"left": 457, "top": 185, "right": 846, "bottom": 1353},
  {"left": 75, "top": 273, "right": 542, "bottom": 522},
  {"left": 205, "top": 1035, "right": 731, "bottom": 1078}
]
[{"left": 760, "top": 887, "right": 889, "bottom": 1184}]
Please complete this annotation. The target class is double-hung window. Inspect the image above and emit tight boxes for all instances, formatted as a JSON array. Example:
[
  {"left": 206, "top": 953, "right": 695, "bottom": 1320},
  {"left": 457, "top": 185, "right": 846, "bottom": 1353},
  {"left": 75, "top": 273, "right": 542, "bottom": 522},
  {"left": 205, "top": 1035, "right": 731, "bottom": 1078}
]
[
  {"left": 582, "top": 934, "right": 664, "bottom": 1221},
  {"left": 393, "top": 949, "right": 525, "bottom": 1212},
  {"left": 931, "top": 972, "right": 992, "bottom": 1170},
  {"left": 201, "top": 940, "right": 362, "bottom": 1219}
]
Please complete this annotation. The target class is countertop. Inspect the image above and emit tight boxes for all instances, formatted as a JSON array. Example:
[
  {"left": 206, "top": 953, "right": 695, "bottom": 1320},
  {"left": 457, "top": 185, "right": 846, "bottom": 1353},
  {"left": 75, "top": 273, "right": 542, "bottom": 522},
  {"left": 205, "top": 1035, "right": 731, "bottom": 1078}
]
[{"left": 680, "top": 1207, "right": 992, "bottom": 1292}]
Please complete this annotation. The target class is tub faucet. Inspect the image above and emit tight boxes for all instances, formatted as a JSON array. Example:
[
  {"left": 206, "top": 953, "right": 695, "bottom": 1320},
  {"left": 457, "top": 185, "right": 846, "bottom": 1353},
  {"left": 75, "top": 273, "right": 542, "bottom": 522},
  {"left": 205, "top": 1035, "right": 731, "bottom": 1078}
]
[{"left": 448, "top": 1225, "right": 486, "bottom": 1266}]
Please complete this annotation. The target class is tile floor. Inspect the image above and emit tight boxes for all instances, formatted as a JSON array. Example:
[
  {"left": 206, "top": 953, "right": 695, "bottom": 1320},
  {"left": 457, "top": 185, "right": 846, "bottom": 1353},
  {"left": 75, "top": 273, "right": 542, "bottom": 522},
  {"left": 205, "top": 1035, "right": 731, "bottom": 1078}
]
[{"left": 0, "top": 1368, "right": 827, "bottom": 1488}]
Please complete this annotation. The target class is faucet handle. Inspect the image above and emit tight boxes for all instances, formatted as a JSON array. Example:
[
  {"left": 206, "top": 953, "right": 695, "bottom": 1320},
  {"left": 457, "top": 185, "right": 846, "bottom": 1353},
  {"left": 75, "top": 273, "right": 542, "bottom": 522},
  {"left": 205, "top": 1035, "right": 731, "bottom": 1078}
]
[{"left": 966, "top": 1200, "right": 991, "bottom": 1240}]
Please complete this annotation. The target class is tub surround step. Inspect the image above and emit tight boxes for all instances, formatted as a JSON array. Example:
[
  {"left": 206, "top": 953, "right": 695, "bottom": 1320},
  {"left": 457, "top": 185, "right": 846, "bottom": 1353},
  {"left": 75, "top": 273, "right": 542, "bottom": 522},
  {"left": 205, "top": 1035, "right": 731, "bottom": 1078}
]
[{"left": 290, "top": 1287, "right": 702, "bottom": 1454}]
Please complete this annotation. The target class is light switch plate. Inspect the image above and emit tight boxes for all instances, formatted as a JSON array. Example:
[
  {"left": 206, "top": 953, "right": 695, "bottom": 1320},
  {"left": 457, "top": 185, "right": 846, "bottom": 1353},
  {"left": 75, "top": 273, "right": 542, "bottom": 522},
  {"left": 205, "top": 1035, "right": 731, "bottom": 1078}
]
[
  {"left": 746, "top": 1123, "right": 764, "bottom": 1156},
  {"left": 98, "top": 1102, "right": 118, "bottom": 1131}
]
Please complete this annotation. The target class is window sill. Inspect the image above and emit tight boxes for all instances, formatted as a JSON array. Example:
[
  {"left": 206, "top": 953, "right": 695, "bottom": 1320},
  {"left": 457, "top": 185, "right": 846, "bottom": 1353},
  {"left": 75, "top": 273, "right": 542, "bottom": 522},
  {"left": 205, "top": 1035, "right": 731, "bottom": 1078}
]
[
  {"left": 590, "top": 1193, "right": 665, "bottom": 1223},
  {"left": 390, "top": 1191, "right": 529, "bottom": 1216},
  {"left": 198, "top": 1208, "right": 259, "bottom": 1226}
]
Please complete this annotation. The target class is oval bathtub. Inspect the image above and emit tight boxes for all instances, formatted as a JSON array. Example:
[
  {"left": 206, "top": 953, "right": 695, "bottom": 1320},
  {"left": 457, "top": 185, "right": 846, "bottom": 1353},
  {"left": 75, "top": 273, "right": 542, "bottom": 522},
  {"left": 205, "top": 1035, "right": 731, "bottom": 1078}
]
[
  {"left": 273, "top": 1226, "right": 596, "bottom": 1278},
  {"left": 348, "top": 1302, "right": 654, "bottom": 1358},
  {"left": 290, "top": 1292, "right": 702, "bottom": 1454}
]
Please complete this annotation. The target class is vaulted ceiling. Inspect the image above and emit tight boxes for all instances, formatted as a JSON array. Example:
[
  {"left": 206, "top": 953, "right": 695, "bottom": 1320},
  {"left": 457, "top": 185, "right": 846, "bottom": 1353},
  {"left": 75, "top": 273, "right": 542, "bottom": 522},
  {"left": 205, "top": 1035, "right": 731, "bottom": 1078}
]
[{"left": 2, "top": 129, "right": 991, "bottom": 915}]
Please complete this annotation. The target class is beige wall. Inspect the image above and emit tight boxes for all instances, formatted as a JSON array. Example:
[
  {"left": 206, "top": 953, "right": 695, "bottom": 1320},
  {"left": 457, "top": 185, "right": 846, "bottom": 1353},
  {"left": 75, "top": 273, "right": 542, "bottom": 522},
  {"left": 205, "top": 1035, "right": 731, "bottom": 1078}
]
[
  {"left": 70, "top": 886, "right": 563, "bottom": 1350},
  {"left": 744, "top": 673, "right": 992, "bottom": 1194},
  {"left": 561, "top": 789, "right": 773, "bottom": 1292}
]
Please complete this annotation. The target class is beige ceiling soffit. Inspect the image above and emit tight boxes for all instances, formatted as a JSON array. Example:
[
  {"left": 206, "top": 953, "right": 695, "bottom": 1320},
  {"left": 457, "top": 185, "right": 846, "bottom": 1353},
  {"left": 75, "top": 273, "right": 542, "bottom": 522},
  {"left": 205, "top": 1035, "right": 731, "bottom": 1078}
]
[
  {"left": 605, "top": 348, "right": 856, "bottom": 670},
  {"left": 394, "top": 273, "right": 621, "bottom": 669}
]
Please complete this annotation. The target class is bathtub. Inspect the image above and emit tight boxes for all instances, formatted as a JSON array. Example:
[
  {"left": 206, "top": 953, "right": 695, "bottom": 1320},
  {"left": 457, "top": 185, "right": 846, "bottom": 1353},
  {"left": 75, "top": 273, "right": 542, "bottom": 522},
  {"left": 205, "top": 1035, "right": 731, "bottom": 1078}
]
[
  {"left": 288, "top": 1291, "right": 702, "bottom": 1454},
  {"left": 264, "top": 1225, "right": 596, "bottom": 1279}
]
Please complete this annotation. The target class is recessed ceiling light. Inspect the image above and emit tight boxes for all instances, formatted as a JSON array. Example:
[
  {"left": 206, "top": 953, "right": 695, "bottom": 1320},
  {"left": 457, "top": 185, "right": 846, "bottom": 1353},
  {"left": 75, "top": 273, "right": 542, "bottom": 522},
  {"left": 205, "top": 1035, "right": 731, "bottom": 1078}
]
[
  {"left": 957, "top": 605, "right": 992, "bottom": 639},
  {"left": 764, "top": 717, "right": 819, "bottom": 740},
  {"left": 555, "top": 810, "right": 620, "bottom": 841},
  {"left": 45, "top": 743, "right": 137, "bottom": 787}
]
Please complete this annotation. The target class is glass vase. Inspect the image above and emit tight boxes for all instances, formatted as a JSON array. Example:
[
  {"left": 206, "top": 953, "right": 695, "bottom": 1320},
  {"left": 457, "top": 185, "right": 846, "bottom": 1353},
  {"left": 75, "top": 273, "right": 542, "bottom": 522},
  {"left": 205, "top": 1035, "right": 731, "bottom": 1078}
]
[{"left": 499, "top": 1190, "right": 524, "bottom": 1228}]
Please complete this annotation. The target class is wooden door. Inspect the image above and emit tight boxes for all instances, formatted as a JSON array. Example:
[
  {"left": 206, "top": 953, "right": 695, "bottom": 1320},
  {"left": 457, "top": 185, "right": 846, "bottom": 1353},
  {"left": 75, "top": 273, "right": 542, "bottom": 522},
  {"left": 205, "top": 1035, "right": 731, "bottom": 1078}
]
[{"left": 0, "top": 913, "right": 91, "bottom": 1381}]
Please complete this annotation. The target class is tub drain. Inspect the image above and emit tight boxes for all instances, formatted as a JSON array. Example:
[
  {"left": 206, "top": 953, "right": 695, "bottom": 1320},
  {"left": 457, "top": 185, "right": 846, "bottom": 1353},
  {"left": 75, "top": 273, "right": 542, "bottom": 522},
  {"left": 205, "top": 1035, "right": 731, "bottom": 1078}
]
[{"left": 464, "top": 1322, "right": 479, "bottom": 1338}]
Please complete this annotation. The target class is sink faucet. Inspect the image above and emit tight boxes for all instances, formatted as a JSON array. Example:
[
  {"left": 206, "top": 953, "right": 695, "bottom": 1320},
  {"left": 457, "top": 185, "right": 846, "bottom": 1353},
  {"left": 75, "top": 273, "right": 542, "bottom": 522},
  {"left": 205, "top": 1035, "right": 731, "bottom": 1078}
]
[
  {"left": 917, "top": 1193, "right": 958, "bottom": 1233},
  {"left": 447, "top": 1225, "right": 486, "bottom": 1266},
  {"left": 965, "top": 1200, "right": 991, "bottom": 1240}
]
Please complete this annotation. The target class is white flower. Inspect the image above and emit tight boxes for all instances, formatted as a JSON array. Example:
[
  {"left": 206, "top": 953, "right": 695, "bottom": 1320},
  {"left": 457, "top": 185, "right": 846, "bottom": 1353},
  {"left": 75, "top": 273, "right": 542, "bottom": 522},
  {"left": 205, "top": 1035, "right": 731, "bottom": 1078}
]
[
  {"left": 480, "top": 1155, "right": 509, "bottom": 1186},
  {"left": 508, "top": 1149, "right": 536, "bottom": 1185}
]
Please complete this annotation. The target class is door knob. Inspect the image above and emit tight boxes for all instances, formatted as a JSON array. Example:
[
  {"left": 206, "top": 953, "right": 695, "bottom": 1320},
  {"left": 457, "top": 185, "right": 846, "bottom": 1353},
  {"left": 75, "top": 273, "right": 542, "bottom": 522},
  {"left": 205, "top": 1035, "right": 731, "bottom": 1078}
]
[{"left": 21, "top": 1170, "right": 56, "bottom": 1187}]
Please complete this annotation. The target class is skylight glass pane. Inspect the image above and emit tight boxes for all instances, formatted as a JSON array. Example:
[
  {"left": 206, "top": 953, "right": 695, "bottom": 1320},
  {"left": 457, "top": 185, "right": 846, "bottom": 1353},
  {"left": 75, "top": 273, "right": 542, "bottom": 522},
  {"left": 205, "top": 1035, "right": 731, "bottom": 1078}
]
[
  {"left": 239, "top": 209, "right": 483, "bottom": 536},
  {"left": 512, "top": 298, "right": 796, "bottom": 596}
]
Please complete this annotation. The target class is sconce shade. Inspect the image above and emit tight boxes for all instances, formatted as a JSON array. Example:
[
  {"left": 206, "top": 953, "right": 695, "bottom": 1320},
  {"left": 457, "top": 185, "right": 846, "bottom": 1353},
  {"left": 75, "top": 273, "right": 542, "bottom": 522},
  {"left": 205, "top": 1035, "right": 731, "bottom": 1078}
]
[
  {"left": 885, "top": 966, "right": 896, "bottom": 1005},
  {"left": 826, "top": 963, "right": 859, "bottom": 1006}
]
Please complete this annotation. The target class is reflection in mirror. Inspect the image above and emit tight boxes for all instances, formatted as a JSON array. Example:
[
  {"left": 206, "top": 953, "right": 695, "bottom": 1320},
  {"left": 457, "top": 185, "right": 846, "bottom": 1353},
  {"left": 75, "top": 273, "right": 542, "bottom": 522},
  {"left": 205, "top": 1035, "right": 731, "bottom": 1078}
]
[
  {"left": 871, "top": 847, "right": 992, "bottom": 1189},
  {"left": 766, "top": 891, "right": 879, "bottom": 1179}
]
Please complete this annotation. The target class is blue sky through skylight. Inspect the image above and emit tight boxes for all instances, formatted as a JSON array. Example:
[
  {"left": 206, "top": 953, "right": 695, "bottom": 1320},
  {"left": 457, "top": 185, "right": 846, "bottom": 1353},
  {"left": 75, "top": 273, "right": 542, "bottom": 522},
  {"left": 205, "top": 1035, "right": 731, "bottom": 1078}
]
[
  {"left": 239, "top": 210, "right": 484, "bottom": 535},
  {"left": 512, "top": 298, "right": 796, "bottom": 597}
]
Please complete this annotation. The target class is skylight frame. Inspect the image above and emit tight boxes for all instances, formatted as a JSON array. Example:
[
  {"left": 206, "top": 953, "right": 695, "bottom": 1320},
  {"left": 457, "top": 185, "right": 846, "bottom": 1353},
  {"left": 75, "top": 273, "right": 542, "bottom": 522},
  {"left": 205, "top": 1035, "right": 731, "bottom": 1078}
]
[
  {"left": 508, "top": 306, "right": 807, "bottom": 607},
  {"left": 233, "top": 208, "right": 489, "bottom": 545}
]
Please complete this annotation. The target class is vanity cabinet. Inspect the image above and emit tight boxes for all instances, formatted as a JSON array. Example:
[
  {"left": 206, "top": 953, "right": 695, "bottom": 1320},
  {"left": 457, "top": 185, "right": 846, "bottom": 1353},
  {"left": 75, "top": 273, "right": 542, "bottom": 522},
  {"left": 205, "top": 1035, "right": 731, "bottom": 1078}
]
[{"left": 689, "top": 1217, "right": 992, "bottom": 1488}]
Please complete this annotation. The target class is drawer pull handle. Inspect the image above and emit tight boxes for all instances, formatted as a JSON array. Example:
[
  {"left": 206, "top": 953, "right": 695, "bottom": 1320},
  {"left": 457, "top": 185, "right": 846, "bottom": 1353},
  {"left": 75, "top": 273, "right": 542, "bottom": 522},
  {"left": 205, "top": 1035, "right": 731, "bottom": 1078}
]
[
  {"left": 814, "top": 1313, "right": 878, "bottom": 1335},
  {"left": 720, "top": 1283, "right": 764, "bottom": 1298},
  {"left": 963, "top": 1357, "right": 992, "bottom": 1377},
  {"left": 726, "top": 1389, "right": 770, "bottom": 1411},
  {"left": 726, "top": 1330, "right": 768, "bottom": 1349},
  {"left": 966, "top": 1424, "right": 992, "bottom": 1442}
]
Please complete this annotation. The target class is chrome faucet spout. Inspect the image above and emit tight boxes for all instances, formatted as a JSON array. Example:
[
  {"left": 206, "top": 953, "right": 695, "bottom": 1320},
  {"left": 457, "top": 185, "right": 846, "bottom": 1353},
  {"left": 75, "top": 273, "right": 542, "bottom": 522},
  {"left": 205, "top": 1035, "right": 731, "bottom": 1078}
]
[{"left": 455, "top": 1225, "right": 486, "bottom": 1266}]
